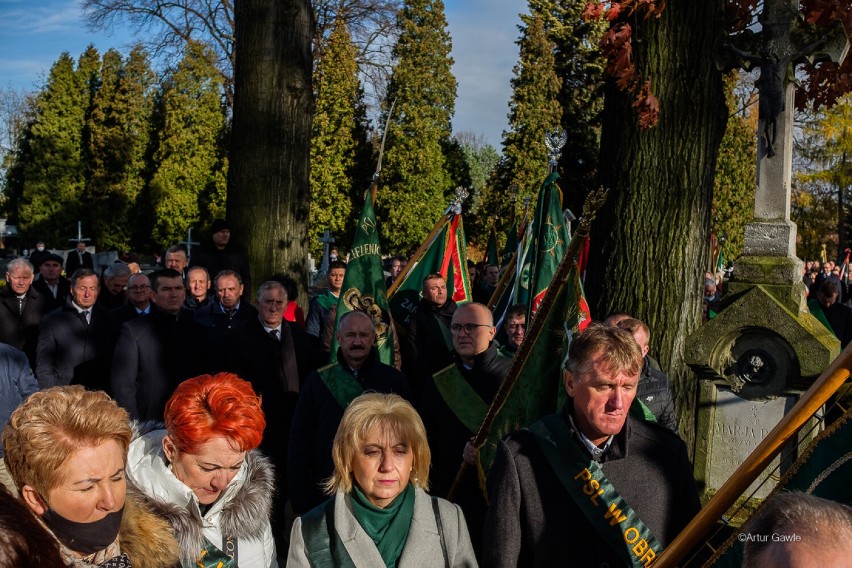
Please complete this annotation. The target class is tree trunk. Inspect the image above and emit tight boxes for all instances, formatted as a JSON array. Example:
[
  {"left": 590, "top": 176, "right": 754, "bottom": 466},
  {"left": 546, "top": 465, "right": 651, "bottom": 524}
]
[
  {"left": 228, "top": 0, "right": 313, "bottom": 299},
  {"left": 586, "top": 0, "right": 728, "bottom": 453}
]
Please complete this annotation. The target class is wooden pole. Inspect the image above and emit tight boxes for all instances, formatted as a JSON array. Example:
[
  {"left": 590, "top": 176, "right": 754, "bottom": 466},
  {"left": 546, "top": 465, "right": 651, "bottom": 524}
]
[
  {"left": 655, "top": 341, "right": 852, "bottom": 567},
  {"left": 446, "top": 187, "right": 608, "bottom": 501},
  {"left": 387, "top": 215, "right": 450, "bottom": 298}
]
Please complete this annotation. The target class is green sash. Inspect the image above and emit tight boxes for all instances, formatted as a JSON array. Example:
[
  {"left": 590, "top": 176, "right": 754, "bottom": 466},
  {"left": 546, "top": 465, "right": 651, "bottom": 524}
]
[
  {"left": 529, "top": 414, "right": 663, "bottom": 568},
  {"left": 319, "top": 363, "right": 365, "bottom": 410},
  {"left": 316, "top": 290, "right": 338, "bottom": 311},
  {"left": 432, "top": 365, "right": 488, "bottom": 434},
  {"left": 808, "top": 299, "right": 836, "bottom": 337},
  {"left": 301, "top": 499, "right": 357, "bottom": 568},
  {"left": 194, "top": 536, "right": 238, "bottom": 568}
]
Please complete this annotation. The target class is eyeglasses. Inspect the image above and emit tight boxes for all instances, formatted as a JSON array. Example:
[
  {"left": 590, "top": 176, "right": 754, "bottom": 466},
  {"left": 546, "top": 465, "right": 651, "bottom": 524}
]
[{"left": 450, "top": 323, "right": 493, "bottom": 335}]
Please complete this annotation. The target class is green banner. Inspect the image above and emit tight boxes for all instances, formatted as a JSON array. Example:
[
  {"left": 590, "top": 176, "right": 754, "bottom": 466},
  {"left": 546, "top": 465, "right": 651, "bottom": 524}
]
[
  {"left": 330, "top": 193, "right": 394, "bottom": 366},
  {"left": 432, "top": 364, "right": 489, "bottom": 435}
]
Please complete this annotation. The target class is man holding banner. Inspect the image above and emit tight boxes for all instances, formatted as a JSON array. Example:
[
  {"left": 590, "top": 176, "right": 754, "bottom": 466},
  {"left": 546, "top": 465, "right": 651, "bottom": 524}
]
[{"left": 483, "top": 323, "right": 700, "bottom": 567}]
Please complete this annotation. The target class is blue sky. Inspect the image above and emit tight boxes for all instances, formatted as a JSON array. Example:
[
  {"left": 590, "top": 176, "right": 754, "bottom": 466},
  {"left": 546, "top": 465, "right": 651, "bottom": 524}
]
[{"left": 0, "top": 0, "right": 526, "bottom": 147}]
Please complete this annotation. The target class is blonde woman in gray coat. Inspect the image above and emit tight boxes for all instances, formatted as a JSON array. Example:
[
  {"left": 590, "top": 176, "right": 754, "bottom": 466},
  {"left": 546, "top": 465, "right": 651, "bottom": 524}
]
[{"left": 288, "top": 393, "right": 477, "bottom": 567}]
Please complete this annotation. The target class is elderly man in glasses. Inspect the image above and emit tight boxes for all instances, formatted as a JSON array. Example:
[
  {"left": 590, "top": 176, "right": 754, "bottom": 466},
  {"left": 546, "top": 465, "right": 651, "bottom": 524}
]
[{"left": 419, "top": 301, "right": 512, "bottom": 560}]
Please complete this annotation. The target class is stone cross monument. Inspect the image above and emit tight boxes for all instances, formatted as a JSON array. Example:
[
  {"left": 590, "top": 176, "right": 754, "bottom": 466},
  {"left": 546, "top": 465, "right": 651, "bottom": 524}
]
[
  {"left": 686, "top": 0, "right": 848, "bottom": 507},
  {"left": 319, "top": 230, "right": 336, "bottom": 273}
]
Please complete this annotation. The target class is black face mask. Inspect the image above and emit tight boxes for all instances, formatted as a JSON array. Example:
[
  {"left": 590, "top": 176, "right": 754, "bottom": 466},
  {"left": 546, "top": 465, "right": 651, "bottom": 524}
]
[{"left": 41, "top": 505, "right": 124, "bottom": 555}]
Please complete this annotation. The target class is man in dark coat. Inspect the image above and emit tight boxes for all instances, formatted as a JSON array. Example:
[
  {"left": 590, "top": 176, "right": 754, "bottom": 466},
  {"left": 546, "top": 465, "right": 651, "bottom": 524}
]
[
  {"left": 95, "top": 262, "right": 131, "bottom": 311},
  {"left": 65, "top": 241, "right": 94, "bottom": 278},
  {"left": 36, "top": 269, "right": 113, "bottom": 392},
  {"left": 483, "top": 324, "right": 700, "bottom": 567},
  {"left": 224, "top": 280, "right": 320, "bottom": 549},
  {"left": 195, "top": 269, "right": 257, "bottom": 365},
  {"left": 288, "top": 310, "right": 411, "bottom": 515},
  {"left": 188, "top": 219, "right": 251, "bottom": 300},
  {"left": 0, "top": 258, "right": 46, "bottom": 369},
  {"left": 110, "top": 272, "right": 154, "bottom": 325},
  {"left": 305, "top": 260, "right": 346, "bottom": 353},
  {"left": 808, "top": 279, "right": 852, "bottom": 348},
  {"left": 111, "top": 269, "right": 206, "bottom": 421},
  {"left": 420, "top": 302, "right": 511, "bottom": 556},
  {"left": 404, "top": 273, "right": 458, "bottom": 400},
  {"left": 32, "top": 253, "right": 70, "bottom": 313},
  {"left": 616, "top": 318, "right": 678, "bottom": 433}
]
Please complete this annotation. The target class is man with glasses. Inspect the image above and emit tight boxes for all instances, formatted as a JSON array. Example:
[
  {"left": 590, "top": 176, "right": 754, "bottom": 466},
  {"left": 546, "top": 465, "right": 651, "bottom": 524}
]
[
  {"left": 111, "top": 272, "right": 154, "bottom": 325},
  {"left": 420, "top": 301, "right": 512, "bottom": 557}
]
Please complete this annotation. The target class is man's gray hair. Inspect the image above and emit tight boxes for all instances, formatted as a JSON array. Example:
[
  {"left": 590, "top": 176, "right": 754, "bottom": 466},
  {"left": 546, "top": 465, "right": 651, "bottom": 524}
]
[
  {"left": 6, "top": 258, "right": 33, "bottom": 275},
  {"left": 165, "top": 245, "right": 187, "bottom": 256},
  {"left": 103, "top": 262, "right": 132, "bottom": 279},
  {"left": 742, "top": 491, "right": 852, "bottom": 567},
  {"left": 257, "top": 280, "right": 287, "bottom": 302}
]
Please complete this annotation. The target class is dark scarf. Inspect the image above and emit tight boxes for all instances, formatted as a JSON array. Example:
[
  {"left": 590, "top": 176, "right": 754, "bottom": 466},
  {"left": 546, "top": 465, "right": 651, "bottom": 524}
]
[{"left": 350, "top": 483, "right": 415, "bottom": 567}]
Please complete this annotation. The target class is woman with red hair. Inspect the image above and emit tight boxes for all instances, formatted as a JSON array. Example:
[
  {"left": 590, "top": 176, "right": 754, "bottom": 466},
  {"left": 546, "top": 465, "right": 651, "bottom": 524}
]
[{"left": 125, "top": 373, "right": 276, "bottom": 567}]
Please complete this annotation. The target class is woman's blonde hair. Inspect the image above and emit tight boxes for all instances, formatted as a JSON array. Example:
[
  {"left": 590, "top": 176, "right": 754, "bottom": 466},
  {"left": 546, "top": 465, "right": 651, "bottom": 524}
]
[
  {"left": 324, "top": 393, "right": 430, "bottom": 495},
  {"left": 2, "top": 386, "right": 131, "bottom": 495}
]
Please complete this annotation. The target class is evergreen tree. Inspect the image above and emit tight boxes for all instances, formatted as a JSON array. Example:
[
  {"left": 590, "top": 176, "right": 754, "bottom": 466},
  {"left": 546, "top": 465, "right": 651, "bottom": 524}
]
[
  {"left": 712, "top": 71, "right": 756, "bottom": 262},
  {"left": 501, "top": 12, "right": 562, "bottom": 218},
  {"left": 456, "top": 133, "right": 500, "bottom": 251},
  {"left": 147, "top": 41, "right": 227, "bottom": 249},
  {"left": 7, "top": 51, "right": 92, "bottom": 246},
  {"left": 378, "top": 0, "right": 457, "bottom": 254},
  {"left": 85, "top": 47, "right": 156, "bottom": 251},
  {"left": 310, "top": 18, "right": 372, "bottom": 257},
  {"left": 533, "top": 0, "right": 606, "bottom": 212}
]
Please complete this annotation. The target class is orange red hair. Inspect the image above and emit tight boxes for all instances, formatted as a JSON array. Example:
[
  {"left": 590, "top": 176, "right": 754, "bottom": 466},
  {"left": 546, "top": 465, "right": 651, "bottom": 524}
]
[{"left": 164, "top": 373, "right": 265, "bottom": 454}]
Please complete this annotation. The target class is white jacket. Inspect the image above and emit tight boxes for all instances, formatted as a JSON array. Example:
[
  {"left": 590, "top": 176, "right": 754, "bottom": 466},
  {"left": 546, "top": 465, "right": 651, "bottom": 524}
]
[{"left": 126, "top": 429, "right": 277, "bottom": 567}]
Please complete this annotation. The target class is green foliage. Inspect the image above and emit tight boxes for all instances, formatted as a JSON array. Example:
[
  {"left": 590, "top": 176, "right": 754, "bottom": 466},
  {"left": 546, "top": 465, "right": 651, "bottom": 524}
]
[
  {"left": 456, "top": 133, "right": 500, "bottom": 251},
  {"left": 378, "top": 0, "right": 457, "bottom": 255},
  {"left": 501, "top": 12, "right": 562, "bottom": 220},
  {"left": 310, "top": 18, "right": 372, "bottom": 257},
  {"left": 84, "top": 47, "right": 157, "bottom": 251},
  {"left": 148, "top": 41, "right": 227, "bottom": 248},
  {"left": 712, "top": 71, "right": 756, "bottom": 262},
  {"left": 795, "top": 94, "right": 852, "bottom": 260},
  {"left": 7, "top": 51, "right": 93, "bottom": 246}
]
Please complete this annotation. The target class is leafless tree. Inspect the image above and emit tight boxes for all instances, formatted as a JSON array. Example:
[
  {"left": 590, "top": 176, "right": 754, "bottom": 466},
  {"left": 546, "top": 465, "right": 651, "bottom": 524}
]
[{"left": 82, "top": 0, "right": 401, "bottom": 109}]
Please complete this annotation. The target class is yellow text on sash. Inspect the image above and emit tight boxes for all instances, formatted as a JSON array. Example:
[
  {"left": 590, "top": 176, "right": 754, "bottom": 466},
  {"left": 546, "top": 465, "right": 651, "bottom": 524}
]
[{"left": 573, "top": 468, "right": 658, "bottom": 567}]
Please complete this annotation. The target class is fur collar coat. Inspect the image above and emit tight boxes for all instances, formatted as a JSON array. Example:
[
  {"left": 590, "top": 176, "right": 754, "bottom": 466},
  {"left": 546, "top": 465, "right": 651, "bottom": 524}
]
[{"left": 125, "top": 428, "right": 277, "bottom": 567}]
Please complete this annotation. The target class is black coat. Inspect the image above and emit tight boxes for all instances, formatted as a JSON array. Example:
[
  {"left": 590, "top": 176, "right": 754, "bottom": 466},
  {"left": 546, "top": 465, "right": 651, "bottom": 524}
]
[
  {"left": 195, "top": 299, "right": 257, "bottom": 368},
  {"left": 637, "top": 357, "right": 678, "bottom": 433},
  {"left": 32, "top": 278, "right": 70, "bottom": 313},
  {"left": 110, "top": 302, "right": 154, "bottom": 326},
  {"left": 419, "top": 343, "right": 511, "bottom": 555},
  {"left": 0, "top": 286, "right": 46, "bottom": 369},
  {"left": 287, "top": 350, "right": 411, "bottom": 515},
  {"left": 111, "top": 309, "right": 207, "bottom": 421},
  {"left": 403, "top": 298, "right": 457, "bottom": 400},
  {"left": 36, "top": 303, "right": 114, "bottom": 391},
  {"left": 188, "top": 241, "right": 251, "bottom": 299},
  {"left": 65, "top": 250, "right": 94, "bottom": 277},
  {"left": 224, "top": 318, "right": 321, "bottom": 476},
  {"left": 483, "top": 407, "right": 701, "bottom": 567}
]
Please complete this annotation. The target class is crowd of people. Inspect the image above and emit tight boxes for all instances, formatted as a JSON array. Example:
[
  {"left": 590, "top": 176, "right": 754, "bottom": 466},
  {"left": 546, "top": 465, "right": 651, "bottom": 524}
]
[{"left": 0, "top": 221, "right": 844, "bottom": 567}]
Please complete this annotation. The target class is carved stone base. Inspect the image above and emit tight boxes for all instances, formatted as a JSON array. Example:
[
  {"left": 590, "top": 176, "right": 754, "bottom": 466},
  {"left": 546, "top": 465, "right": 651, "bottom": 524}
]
[{"left": 743, "top": 220, "right": 797, "bottom": 257}]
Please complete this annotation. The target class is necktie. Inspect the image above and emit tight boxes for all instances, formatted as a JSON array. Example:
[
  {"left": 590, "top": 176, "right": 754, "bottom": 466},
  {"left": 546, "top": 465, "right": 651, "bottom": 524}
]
[
  {"left": 17, "top": 296, "right": 24, "bottom": 315},
  {"left": 80, "top": 310, "right": 90, "bottom": 325},
  {"left": 269, "top": 328, "right": 279, "bottom": 341}
]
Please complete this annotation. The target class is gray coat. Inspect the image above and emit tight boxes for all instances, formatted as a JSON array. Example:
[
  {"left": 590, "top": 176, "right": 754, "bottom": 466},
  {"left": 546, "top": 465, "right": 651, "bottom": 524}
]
[{"left": 288, "top": 488, "right": 478, "bottom": 567}]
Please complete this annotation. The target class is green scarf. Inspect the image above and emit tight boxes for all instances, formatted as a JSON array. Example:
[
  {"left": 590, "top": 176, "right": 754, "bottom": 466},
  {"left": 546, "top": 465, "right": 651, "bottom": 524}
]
[{"left": 350, "top": 483, "right": 415, "bottom": 568}]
